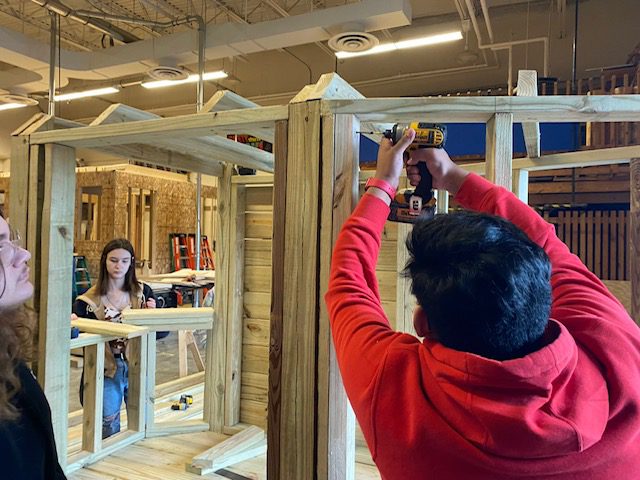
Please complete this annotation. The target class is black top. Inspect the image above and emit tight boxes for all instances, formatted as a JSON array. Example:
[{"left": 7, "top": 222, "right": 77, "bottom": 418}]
[
  {"left": 73, "top": 283, "right": 155, "bottom": 320},
  {"left": 0, "top": 363, "right": 66, "bottom": 479}
]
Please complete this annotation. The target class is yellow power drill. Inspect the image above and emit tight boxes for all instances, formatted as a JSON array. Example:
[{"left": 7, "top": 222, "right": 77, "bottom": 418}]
[{"left": 383, "top": 122, "right": 447, "bottom": 223}]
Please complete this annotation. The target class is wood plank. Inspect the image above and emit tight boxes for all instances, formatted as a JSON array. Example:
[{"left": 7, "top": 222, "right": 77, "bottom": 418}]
[
  {"left": 127, "top": 334, "right": 148, "bottom": 433},
  {"left": 120, "top": 307, "right": 214, "bottom": 331},
  {"left": 245, "top": 266, "right": 273, "bottom": 292},
  {"left": 595, "top": 211, "right": 603, "bottom": 278},
  {"left": 225, "top": 183, "right": 247, "bottom": 426},
  {"left": 517, "top": 70, "right": 541, "bottom": 158},
  {"left": 317, "top": 114, "right": 358, "bottom": 480},
  {"left": 27, "top": 144, "right": 45, "bottom": 312},
  {"left": 243, "top": 318, "right": 270, "bottom": 346},
  {"left": 267, "top": 120, "right": 288, "bottom": 480},
  {"left": 512, "top": 169, "right": 529, "bottom": 203},
  {"left": 187, "top": 426, "right": 266, "bottom": 474},
  {"left": 72, "top": 318, "right": 148, "bottom": 338},
  {"left": 464, "top": 146, "right": 640, "bottom": 174},
  {"left": 81, "top": 342, "right": 104, "bottom": 453},
  {"left": 396, "top": 213, "right": 416, "bottom": 335},
  {"left": 9, "top": 136, "right": 30, "bottom": 246},
  {"left": 486, "top": 113, "right": 513, "bottom": 189},
  {"left": 39, "top": 143, "right": 76, "bottom": 468},
  {"left": 245, "top": 239, "right": 272, "bottom": 267},
  {"left": 146, "top": 334, "right": 157, "bottom": 430},
  {"left": 205, "top": 165, "right": 234, "bottom": 432},
  {"left": 631, "top": 158, "right": 640, "bottom": 323},
  {"left": 321, "top": 95, "right": 640, "bottom": 123},
  {"left": 618, "top": 211, "right": 627, "bottom": 281},
  {"left": 30, "top": 106, "right": 288, "bottom": 148}
]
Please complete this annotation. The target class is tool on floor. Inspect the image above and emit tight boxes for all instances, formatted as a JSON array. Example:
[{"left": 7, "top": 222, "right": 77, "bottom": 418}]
[
  {"left": 171, "top": 394, "right": 194, "bottom": 410},
  {"left": 384, "top": 122, "right": 447, "bottom": 223}
]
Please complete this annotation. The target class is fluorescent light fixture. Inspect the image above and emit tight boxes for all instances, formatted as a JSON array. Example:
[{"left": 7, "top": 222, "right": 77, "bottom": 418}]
[
  {"left": 0, "top": 103, "right": 27, "bottom": 112},
  {"left": 335, "top": 31, "right": 463, "bottom": 59},
  {"left": 54, "top": 87, "right": 119, "bottom": 101},
  {"left": 142, "top": 70, "right": 228, "bottom": 89}
]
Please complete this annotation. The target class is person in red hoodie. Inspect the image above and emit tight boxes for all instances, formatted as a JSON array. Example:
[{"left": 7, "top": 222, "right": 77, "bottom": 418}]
[{"left": 325, "top": 128, "right": 640, "bottom": 479}]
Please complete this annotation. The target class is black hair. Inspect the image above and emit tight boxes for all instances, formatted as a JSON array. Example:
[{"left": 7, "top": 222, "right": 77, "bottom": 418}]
[{"left": 405, "top": 211, "right": 552, "bottom": 360}]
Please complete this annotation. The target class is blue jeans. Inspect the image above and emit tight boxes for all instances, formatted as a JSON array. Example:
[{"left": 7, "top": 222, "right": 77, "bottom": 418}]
[
  {"left": 80, "top": 357, "right": 129, "bottom": 439},
  {"left": 102, "top": 357, "right": 128, "bottom": 438}
]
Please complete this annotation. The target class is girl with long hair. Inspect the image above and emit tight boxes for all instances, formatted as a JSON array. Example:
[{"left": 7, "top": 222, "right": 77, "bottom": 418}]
[
  {"left": 0, "top": 210, "right": 66, "bottom": 478},
  {"left": 74, "top": 238, "right": 155, "bottom": 438}
]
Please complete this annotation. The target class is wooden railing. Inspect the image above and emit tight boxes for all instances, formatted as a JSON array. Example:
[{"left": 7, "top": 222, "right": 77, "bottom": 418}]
[{"left": 542, "top": 207, "right": 629, "bottom": 280}]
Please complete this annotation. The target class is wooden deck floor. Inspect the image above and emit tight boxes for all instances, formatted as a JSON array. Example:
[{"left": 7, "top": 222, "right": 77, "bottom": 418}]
[
  {"left": 68, "top": 431, "right": 382, "bottom": 479},
  {"left": 67, "top": 376, "right": 381, "bottom": 479}
]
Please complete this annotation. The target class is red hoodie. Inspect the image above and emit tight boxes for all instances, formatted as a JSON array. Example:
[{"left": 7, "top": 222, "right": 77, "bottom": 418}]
[{"left": 325, "top": 173, "right": 640, "bottom": 479}]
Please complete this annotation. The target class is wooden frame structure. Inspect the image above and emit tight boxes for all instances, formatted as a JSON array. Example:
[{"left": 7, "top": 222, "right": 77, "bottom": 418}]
[{"left": 9, "top": 72, "right": 640, "bottom": 479}]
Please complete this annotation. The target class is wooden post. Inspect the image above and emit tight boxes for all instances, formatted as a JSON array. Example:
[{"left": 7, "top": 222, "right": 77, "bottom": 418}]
[
  {"left": 486, "top": 113, "right": 514, "bottom": 189},
  {"left": 9, "top": 136, "right": 30, "bottom": 241},
  {"left": 631, "top": 158, "right": 640, "bottom": 324},
  {"left": 225, "top": 182, "right": 246, "bottom": 426},
  {"left": 268, "top": 120, "right": 288, "bottom": 480},
  {"left": 270, "top": 101, "right": 322, "bottom": 479},
  {"left": 512, "top": 169, "right": 529, "bottom": 203},
  {"left": 517, "top": 70, "right": 541, "bottom": 158},
  {"left": 204, "top": 165, "right": 233, "bottom": 432},
  {"left": 39, "top": 143, "right": 76, "bottom": 467},
  {"left": 126, "top": 333, "right": 148, "bottom": 433},
  {"left": 317, "top": 113, "right": 359, "bottom": 480},
  {"left": 81, "top": 342, "right": 104, "bottom": 453}
]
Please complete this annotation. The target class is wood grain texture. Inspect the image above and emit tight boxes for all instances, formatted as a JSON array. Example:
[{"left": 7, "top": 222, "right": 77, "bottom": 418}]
[
  {"left": 267, "top": 120, "right": 288, "bottom": 480},
  {"left": 82, "top": 342, "right": 105, "bottom": 453},
  {"left": 486, "top": 113, "right": 514, "bottom": 189},
  {"left": 517, "top": 70, "right": 541, "bottom": 158},
  {"left": 127, "top": 334, "right": 148, "bottom": 433},
  {"left": 39, "top": 143, "right": 76, "bottom": 468},
  {"left": 631, "top": 158, "right": 640, "bottom": 323}
]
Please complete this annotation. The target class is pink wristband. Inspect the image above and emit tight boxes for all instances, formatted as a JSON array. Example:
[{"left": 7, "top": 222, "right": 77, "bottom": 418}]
[{"left": 365, "top": 178, "right": 396, "bottom": 200}]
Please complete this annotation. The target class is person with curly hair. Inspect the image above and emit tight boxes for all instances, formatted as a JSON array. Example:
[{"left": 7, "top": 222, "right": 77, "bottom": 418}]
[{"left": 0, "top": 209, "right": 66, "bottom": 479}]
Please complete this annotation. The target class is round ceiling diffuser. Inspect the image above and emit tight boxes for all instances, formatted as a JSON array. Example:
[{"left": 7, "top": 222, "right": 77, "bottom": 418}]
[
  {"left": 147, "top": 66, "right": 189, "bottom": 81},
  {"left": 328, "top": 31, "right": 379, "bottom": 53},
  {"left": 0, "top": 93, "right": 38, "bottom": 106}
]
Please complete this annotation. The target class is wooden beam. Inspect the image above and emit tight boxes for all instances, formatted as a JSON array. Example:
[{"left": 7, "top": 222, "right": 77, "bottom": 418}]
[
  {"left": 486, "top": 113, "right": 513, "bottom": 189},
  {"left": 126, "top": 334, "right": 148, "bottom": 433},
  {"left": 81, "top": 342, "right": 104, "bottom": 453},
  {"left": 90, "top": 103, "right": 272, "bottom": 173},
  {"left": 72, "top": 317, "right": 148, "bottom": 338},
  {"left": 29, "top": 106, "right": 288, "bottom": 148},
  {"left": 465, "top": 146, "right": 640, "bottom": 174},
  {"left": 273, "top": 101, "right": 322, "bottom": 479},
  {"left": 317, "top": 113, "right": 358, "bottom": 480},
  {"left": 395, "top": 177, "right": 416, "bottom": 335},
  {"left": 268, "top": 120, "right": 288, "bottom": 480},
  {"left": 517, "top": 70, "right": 541, "bottom": 158},
  {"left": 225, "top": 182, "right": 246, "bottom": 426},
  {"left": 205, "top": 165, "right": 234, "bottom": 432},
  {"left": 202, "top": 90, "right": 274, "bottom": 143},
  {"left": 321, "top": 95, "right": 640, "bottom": 123},
  {"left": 512, "top": 169, "right": 529, "bottom": 203},
  {"left": 39, "top": 143, "right": 75, "bottom": 468},
  {"left": 292, "top": 73, "right": 391, "bottom": 144},
  {"left": 120, "top": 307, "right": 214, "bottom": 331},
  {"left": 631, "top": 158, "right": 640, "bottom": 324},
  {"left": 436, "top": 189, "right": 449, "bottom": 214},
  {"left": 9, "top": 136, "right": 30, "bottom": 260},
  {"left": 186, "top": 426, "right": 267, "bottom": 475}
]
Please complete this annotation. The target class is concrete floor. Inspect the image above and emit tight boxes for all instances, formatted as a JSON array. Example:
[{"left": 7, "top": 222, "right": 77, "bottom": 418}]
[{"left": 69, "top": 330, "right": 207, "bottom": 413}]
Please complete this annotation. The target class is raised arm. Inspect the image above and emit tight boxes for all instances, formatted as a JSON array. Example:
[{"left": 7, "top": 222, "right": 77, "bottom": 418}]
[
  {"left": 407, "top": 149, "right": 637, "bottom": 340},
  {"left": 326, "top": 129, "right": 421, "bottom": 408}
]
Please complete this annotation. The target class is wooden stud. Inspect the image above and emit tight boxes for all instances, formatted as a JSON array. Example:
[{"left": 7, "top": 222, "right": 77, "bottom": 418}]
[
  {"left": 512, "top": 169, "right": 529, "bottom": 203},
  {"left": 145, "top": 333, "right": 157, "bottom": 431},
  {"left": 268, "top": 120, "right": 288, "bottom": 480},
  {"left": 486, "top": 113, "right": 514, "bottom": 189},
  {"left": 81, "top": 342, "right": 104, "bottom": 453},
  {"left": 126, "top": 334, "right": 148, "bottom": 433},
  {"left": 436, "top": 189, "right": 449, "bottom": 214},
  {"left": 271, "top": 101, "right": 322, "bottom": 480},
  {"left": 517, "top": 70, "right": 541, "bottom": 158},
  {"left": 631, "top": 158, "right": 640, "bottom": 323},
  {"left": 395, "top": 198, "right": 416, "bottom": 336},
  {"left": 39, "top": 143, "right": 76, "bottom": 468},
  {"left": 317, "top": 114, "right": 359, "bottom": 480},
  {"left": 178, "top": 331, "right": 189, "bottom": 377},
  {"left": 205, "top": 165, "right": 234, "bottom": 432},
  {"left": 225, "top": 182, "right": 246, "bottom": 426},
  {"left": 8, "top": 136, "right": 30, "bottom": 245}
]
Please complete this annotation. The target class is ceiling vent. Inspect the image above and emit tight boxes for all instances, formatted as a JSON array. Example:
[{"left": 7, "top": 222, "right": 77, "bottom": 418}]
[
  {"left": 0, "top": 93, "right": 38, "bottom": 106},
  {"left": 147, "top": 66, "right": 189, "bottom": 81},
  {"left": 328, "top": 31, "right": 379, "bottom": 53}
]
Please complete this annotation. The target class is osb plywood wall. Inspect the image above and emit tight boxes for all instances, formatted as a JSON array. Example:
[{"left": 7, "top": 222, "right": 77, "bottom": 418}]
[{"left": 75, "top": 168, "right": 215, "bottom": 278}]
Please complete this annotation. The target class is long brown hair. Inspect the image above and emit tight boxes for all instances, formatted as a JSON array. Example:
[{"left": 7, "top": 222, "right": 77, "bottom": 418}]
[
  {"left": 0, "top": 208, "right": 35, "bottom": 421},
  {"left": 96, "top": 238, "right": 141, "bottom": 296}
]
